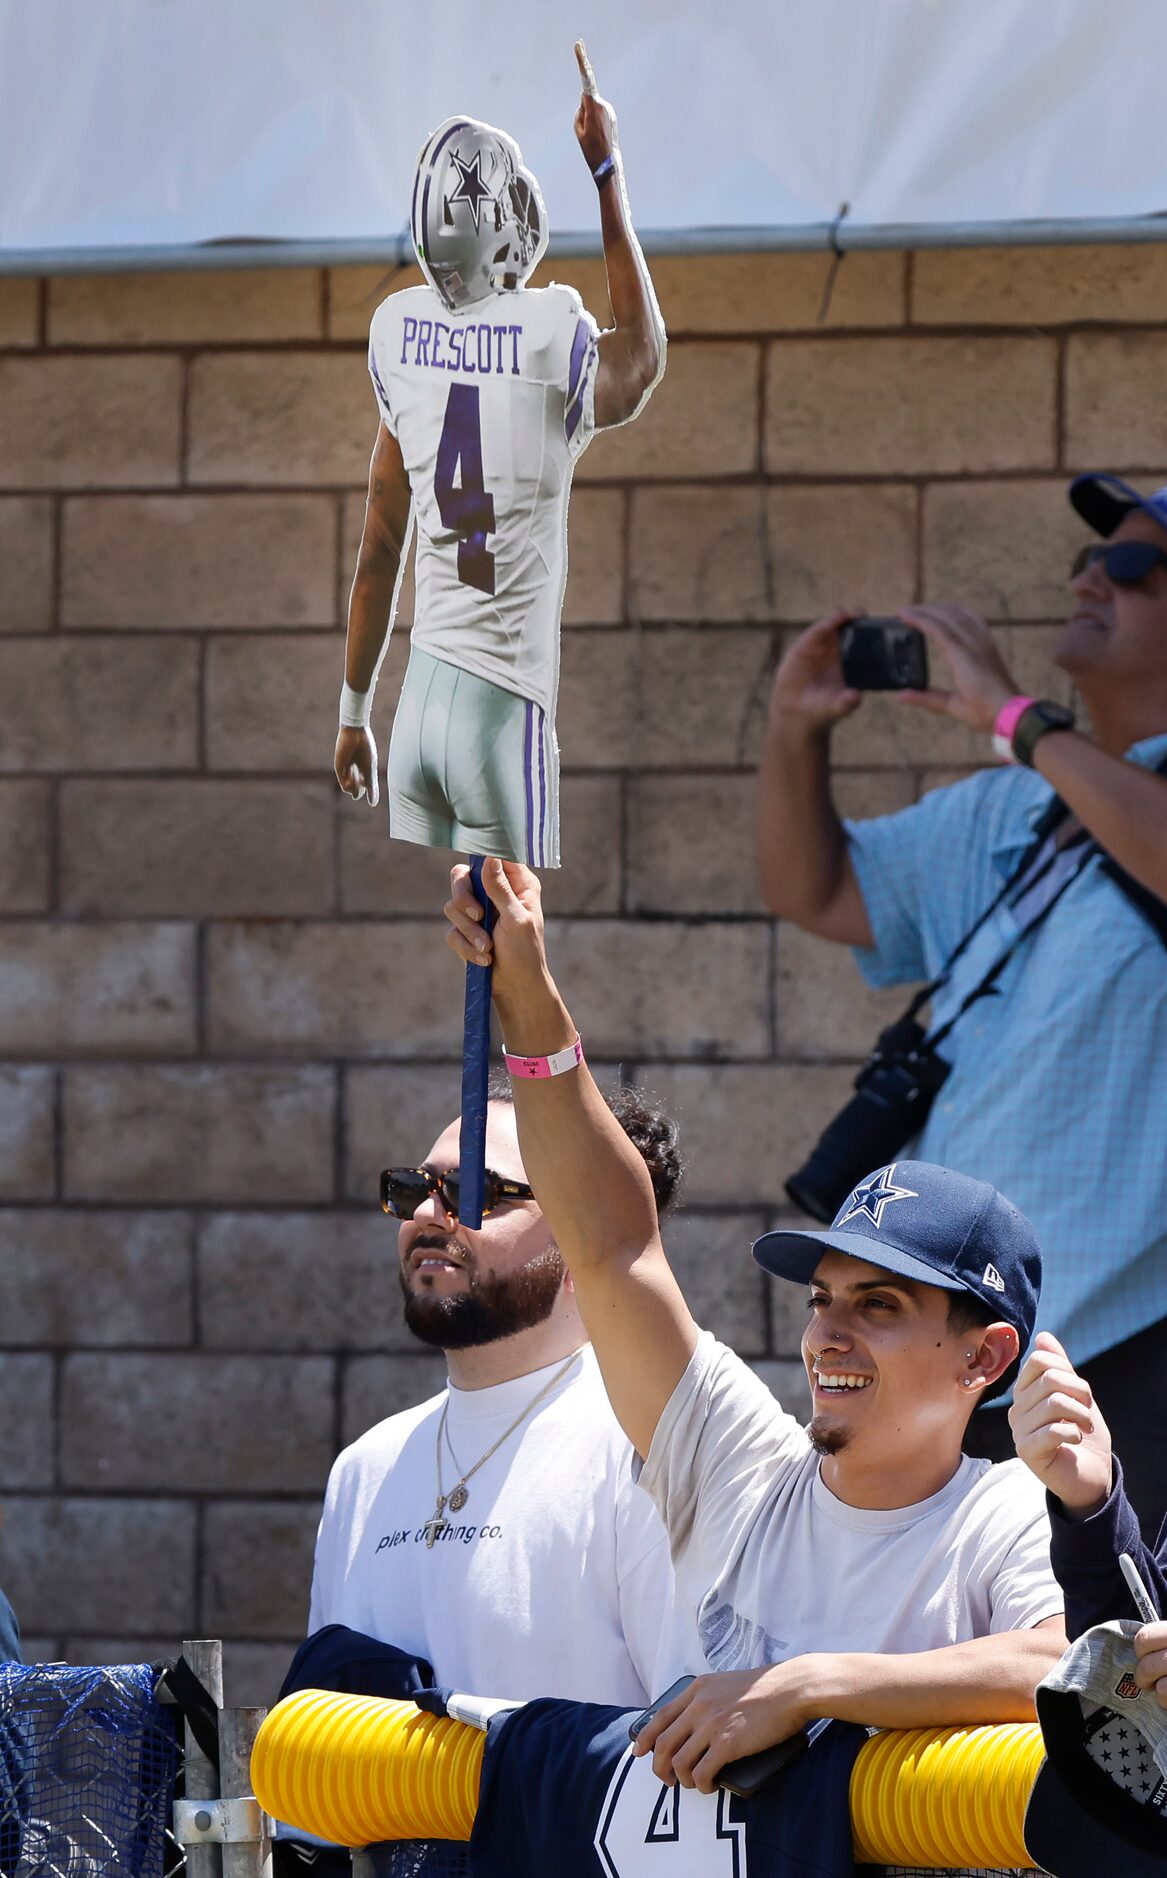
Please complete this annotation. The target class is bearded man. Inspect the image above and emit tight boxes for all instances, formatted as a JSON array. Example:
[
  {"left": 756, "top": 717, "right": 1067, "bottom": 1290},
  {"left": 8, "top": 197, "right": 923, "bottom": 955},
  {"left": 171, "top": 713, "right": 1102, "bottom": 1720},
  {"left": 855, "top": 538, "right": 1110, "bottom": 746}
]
[{"left": 307, "top": 1084, "right": 692, "bottom": 1706}]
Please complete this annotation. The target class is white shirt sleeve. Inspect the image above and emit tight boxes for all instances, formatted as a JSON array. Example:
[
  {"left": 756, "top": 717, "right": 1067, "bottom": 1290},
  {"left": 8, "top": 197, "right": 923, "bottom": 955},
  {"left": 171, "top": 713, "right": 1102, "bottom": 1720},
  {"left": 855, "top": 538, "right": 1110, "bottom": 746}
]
[
  {"left": 305, "top": 1454, "right": 347, "bottom": 1634},
  {"left": 542, "top": 283, "right": 600, "bottom": 461},
  {"left": 986, "top": 1463, "right": 1067, "bottom": 1634},
  {"left": 639, "top": 1333, "right": 810, "bottom": 1584},
  {"left": 367, "top": 307, "right": 397, "bottom": 435}
]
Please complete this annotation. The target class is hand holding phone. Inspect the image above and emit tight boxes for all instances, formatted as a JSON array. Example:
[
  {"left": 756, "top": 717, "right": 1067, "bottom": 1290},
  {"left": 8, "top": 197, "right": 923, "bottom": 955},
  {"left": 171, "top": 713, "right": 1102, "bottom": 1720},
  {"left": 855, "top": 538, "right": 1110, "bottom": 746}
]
[{"left": 628, "top": 1677, "right": 812, "bottom": 1798}]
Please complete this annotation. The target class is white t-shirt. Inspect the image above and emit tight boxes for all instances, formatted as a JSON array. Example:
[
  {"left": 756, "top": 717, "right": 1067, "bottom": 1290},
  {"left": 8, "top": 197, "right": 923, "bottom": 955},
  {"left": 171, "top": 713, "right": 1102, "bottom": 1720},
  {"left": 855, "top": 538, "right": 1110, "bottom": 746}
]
[
  {"left": 309, "top": 1345, "right": 692, "bottom": 1706},
  {"left": 368, "top": 281, "right": 601, "bottom": 719},
  {"left": 640, "top": 1333, "right": 1064, "bottom": 1671}
]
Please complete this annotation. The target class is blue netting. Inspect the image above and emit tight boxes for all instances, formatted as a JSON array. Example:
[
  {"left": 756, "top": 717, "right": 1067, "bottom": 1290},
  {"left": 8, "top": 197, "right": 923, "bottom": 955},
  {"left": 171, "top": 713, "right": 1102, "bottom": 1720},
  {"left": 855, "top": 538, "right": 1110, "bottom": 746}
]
[{"left": 0, "top": 1662, "right": 180, "bottom": 1878}]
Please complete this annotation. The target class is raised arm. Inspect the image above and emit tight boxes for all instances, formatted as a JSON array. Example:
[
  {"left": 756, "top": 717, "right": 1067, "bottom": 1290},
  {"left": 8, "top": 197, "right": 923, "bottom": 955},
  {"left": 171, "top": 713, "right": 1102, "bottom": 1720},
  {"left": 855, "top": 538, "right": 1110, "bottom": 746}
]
[
  {"left": 755, "top": 612, "right": 874, "bottom": 944},
  {"left": 445, "top": 859, "right": 697, "bottom": 1457},
  {"left": 333, "top": 420, "right": 413, "bottom": 806},
  {"left": 573, "top": 42, "right": 665, "bottom": 429}
]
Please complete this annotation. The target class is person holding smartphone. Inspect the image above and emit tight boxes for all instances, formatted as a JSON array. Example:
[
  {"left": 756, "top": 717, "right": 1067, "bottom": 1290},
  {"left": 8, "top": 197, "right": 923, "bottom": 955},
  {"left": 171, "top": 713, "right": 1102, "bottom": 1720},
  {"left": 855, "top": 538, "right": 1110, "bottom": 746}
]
[
  {"left": 755, "top": 472, "right": 1167, "bottom": 1529},
  {"left": 1010, "top": 1329, "right": 1167, "bottom": 1718}
]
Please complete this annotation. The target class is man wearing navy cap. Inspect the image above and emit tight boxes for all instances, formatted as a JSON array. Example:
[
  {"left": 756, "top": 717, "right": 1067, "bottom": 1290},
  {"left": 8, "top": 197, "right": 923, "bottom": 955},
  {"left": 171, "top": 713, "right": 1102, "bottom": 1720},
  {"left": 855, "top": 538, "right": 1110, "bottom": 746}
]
[
  {"left": 756, "top": 470, "right": 1167, "bottom": 1528},
  {"left": 445, "top": 860, "right": 1066, "bottom": 1794}
]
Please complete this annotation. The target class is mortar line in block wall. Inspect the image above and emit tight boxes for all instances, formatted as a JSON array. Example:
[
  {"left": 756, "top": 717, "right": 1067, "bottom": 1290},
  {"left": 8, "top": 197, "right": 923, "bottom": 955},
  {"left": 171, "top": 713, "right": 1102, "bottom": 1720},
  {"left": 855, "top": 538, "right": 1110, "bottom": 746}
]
[
  {"left": 45, "top": 778, "right": 61, "bottom": 914},
  {"left": 1054, "top": 331, "right": 1068, "bottom": 470},
  {"left": 50, "top": 1065, "right": 64, "bottom": 1204},
  {"left": 48, "top": 493, "right": 63, "bottom": 631},
  {"left": 5, "top": 462, "right": 1167, "bottom": 504},
  {"left": 912, "top": 478, "right": 925, "bottom": 602},
  {"left": 177, "top": 352, "right": 192, "bottom": 486},
  {"left": 17, "top": 313, "right": 1167, "bottom": 355},
  {"left": 332, "top": 490, "right": 347, "bottom": 629}
]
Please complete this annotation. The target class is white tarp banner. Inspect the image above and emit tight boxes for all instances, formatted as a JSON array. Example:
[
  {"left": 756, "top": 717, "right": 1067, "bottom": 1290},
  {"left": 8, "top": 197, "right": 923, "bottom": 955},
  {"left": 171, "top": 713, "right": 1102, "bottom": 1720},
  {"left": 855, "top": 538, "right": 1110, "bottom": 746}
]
[{"left": 3, "top": 0, "right": 1166, "bottom": 255}]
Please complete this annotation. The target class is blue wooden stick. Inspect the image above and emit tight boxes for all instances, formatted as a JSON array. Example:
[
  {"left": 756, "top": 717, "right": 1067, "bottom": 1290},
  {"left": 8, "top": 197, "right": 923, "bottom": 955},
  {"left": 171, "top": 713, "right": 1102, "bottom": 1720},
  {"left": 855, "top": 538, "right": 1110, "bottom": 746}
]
[{"left": 458, "top": 856, "right": 498, "bottom": 1230}]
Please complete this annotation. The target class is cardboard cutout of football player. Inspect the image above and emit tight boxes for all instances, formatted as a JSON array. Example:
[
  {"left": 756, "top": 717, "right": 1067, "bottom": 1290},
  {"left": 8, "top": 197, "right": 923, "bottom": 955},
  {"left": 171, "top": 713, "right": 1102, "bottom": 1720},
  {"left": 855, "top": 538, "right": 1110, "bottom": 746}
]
[{"left": 333, "top": 44, "right": 665, "bottom": 868}]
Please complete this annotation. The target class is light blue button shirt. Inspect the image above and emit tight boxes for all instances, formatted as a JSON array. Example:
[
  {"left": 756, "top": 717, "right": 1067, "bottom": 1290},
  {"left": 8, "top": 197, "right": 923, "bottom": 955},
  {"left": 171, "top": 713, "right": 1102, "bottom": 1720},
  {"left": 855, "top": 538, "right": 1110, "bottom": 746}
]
[{"left": 845, "top": 732, "right": 1167, "bottom": 1367}]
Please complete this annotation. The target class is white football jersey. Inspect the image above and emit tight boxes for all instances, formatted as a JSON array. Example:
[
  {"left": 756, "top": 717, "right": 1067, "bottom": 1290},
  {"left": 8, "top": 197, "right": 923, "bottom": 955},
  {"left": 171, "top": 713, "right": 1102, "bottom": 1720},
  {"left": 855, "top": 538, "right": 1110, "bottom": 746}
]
[{"left": 368, "top": 281, "right": 601, "bottom": 718}]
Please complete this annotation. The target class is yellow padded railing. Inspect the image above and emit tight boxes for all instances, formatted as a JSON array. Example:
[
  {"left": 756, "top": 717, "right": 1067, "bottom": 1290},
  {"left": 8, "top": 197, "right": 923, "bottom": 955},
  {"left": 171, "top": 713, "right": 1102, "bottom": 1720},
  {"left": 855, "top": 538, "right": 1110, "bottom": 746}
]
[{"left": 252, "top": 1688, "right": 1046, "bottom": 1869}]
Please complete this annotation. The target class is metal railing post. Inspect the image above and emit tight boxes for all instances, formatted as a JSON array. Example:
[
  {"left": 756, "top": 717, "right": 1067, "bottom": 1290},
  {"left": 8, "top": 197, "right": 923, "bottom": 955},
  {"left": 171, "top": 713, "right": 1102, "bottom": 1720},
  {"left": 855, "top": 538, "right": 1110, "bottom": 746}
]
[
  {"left": 220, "top": 1706, "right": 271, "bottom": 1878},
  {"left": 183, "top": 1639, "right": 224, "bottom": 1878}
]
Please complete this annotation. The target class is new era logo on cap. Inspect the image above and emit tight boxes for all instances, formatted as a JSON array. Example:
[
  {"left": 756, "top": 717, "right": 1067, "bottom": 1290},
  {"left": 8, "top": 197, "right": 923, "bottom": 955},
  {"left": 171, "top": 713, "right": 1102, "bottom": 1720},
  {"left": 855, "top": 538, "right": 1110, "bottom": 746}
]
[{"left": 983, "top": 1263, "right": 1005, "bottom": 1292}]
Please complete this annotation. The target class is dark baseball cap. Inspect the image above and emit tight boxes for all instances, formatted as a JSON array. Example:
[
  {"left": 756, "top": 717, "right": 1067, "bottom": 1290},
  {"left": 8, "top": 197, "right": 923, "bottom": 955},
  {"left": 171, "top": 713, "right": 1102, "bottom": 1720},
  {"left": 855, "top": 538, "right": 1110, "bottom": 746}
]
[
  {"left": 1024, "top": 1622, "right": 1167, "bottom": 1876},
  {"left": 753, "top": 1160, "right": 1041, "bottom": 1345},
  {"left": 1069, "top": 473, "right": 1167, "bottom": 539}
]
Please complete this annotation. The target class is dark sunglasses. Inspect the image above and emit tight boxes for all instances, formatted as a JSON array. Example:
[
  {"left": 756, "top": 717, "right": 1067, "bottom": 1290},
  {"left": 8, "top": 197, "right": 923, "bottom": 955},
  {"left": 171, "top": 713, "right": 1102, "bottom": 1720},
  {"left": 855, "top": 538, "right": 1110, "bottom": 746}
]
[
  {"left": 1071, "top": 541, "right": 1167, "bottom": 585},
  {"left": 380, "top": 1164, "right": 535, "bottom": 1220}
]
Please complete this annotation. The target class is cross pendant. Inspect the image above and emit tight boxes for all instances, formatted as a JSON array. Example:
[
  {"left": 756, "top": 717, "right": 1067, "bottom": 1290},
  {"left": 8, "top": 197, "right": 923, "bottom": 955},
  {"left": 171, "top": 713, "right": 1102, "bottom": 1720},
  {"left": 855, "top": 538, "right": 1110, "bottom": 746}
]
[{"left": 424, "top": 1498, "right": 448, "bottom": 1549}]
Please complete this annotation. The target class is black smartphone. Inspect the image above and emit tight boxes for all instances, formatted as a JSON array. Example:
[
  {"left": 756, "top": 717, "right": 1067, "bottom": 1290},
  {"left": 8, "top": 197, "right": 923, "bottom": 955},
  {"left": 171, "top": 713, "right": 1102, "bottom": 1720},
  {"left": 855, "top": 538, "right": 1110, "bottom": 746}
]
[
  {"left": 628, "top": 1678, "right": 810, "bottom": 1800},
  {"left": 839, "top": 617, "right": 928, "bottom": 691},
  {"left": 628, "top": 1675, "right": 695, "bottom": 1742},
  {"left": 717, "top": 1728, "right": 809, "bottom": 1798}
]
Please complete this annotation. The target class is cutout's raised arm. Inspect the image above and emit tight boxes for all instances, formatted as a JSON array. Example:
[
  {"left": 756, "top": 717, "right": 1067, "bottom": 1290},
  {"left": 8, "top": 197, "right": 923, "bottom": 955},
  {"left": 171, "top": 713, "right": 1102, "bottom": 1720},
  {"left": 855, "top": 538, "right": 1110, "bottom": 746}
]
[{"left": 573, "top": 41, "right": 666, "bottom": 430}]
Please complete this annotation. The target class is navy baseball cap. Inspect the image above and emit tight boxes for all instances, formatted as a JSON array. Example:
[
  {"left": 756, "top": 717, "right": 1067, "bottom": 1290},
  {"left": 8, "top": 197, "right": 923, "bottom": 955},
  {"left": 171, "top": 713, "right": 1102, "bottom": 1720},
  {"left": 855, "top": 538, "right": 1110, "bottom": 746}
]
[
  {"left": 753, "top": 1160, "right": 1041, "bottom": 1344},
  {"left": 1069, "top": 473, "right": 1167, "bottom": 539}
]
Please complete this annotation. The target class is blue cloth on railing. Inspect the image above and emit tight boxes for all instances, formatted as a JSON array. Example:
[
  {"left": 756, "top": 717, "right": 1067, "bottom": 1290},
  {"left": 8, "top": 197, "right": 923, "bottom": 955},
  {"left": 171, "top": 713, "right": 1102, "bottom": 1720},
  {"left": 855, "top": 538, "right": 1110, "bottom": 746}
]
[{"left": 469, "top": 1699, "right": 866, "bottom": 1878}]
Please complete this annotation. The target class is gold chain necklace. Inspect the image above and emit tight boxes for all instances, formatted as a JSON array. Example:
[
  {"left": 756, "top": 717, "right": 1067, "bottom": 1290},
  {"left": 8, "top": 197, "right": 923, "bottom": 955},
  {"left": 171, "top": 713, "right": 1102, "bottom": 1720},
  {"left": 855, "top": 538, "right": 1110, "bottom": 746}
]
[{"left": 423, "top": 1351, "right": 580, "bottom": 1549}]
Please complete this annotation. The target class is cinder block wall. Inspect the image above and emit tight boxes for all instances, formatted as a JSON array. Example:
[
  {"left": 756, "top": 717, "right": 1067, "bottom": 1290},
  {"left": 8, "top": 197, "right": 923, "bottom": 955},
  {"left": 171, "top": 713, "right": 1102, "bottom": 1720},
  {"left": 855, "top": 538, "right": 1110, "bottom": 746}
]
[{"left": 0, "top": 245, "right": 1163, "bottom": 1702}]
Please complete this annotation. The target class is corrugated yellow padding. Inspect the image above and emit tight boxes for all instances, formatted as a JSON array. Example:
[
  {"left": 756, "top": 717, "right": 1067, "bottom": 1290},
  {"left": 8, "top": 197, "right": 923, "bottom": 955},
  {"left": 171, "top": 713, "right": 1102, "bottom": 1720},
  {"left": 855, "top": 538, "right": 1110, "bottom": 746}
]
[
  {"left": 253, "top": 1691, "right": 1048, "bottom": 1867},
  {"left": 849, "top": 1721, "right": 1045, "bottom": 1868},
  {"left": 250, "top": 1690, "right": 484, "bottom": 1846}
]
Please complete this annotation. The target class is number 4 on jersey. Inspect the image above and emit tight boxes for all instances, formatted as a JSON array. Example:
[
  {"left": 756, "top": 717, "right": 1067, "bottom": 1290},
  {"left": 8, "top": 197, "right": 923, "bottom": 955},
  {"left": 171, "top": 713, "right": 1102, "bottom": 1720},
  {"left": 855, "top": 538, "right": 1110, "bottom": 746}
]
[{"left": 434, "top": 383, "right": 496, "bottom": 595}]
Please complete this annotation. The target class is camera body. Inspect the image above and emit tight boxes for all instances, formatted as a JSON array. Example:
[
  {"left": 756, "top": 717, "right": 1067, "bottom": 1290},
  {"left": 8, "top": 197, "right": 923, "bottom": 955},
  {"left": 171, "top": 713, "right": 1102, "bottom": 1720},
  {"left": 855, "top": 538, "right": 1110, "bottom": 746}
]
[
  {"left": 785, "top": 1017, "right": 951, "bottom": 1222},
  {"left": 839, "top": 617, "right": 929, "bottom": 691}
]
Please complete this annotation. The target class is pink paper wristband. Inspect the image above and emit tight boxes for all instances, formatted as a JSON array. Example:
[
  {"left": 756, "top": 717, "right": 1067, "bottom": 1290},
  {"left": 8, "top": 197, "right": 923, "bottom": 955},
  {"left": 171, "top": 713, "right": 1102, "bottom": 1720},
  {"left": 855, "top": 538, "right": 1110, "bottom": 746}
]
[
  {"left": 992, "top": 695, "right": 1036, "bottom": 762},
  {"left": 504, "top": 1035, "right": 584, "bottom": 1080}
]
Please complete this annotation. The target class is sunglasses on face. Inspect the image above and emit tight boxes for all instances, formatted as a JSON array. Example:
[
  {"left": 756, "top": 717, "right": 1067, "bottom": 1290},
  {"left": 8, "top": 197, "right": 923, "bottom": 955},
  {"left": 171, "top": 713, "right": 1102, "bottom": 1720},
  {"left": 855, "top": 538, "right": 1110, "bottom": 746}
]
[
  {"left": 1071, "top": 541, "right": 1167, "bottom": 585},
  {"left": 379, "top": 1164, "right": 536, "bottom": 1220}
]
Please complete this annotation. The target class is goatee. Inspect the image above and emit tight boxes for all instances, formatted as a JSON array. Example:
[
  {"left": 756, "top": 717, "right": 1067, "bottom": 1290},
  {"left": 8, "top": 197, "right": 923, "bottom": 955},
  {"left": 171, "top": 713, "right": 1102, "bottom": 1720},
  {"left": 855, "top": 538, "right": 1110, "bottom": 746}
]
[{"left": 808, "top": 1415, "right": 852, "bottom": 1457}]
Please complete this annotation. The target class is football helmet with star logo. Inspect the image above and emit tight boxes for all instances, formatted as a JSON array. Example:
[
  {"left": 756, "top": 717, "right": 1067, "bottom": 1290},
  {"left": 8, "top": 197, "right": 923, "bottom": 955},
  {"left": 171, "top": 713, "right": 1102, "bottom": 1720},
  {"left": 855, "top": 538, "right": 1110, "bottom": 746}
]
[{"left": 411, "top": 116, "right": 548, "bottom": 311}]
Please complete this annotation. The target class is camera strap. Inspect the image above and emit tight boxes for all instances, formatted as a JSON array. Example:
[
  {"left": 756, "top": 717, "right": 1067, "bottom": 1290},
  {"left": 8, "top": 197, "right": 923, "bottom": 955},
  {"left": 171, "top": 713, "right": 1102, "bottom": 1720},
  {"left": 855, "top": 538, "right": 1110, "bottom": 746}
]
[{"left": 892, "top": 751, "right": 1167, "bottom": 1057}]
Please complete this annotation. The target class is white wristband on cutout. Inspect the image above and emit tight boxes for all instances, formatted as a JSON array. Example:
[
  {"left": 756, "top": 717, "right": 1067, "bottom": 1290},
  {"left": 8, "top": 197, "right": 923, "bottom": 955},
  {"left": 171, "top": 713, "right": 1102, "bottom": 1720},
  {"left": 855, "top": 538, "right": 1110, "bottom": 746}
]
[{"left": 339, "top": 683, "right": 372, "bottom": 729}]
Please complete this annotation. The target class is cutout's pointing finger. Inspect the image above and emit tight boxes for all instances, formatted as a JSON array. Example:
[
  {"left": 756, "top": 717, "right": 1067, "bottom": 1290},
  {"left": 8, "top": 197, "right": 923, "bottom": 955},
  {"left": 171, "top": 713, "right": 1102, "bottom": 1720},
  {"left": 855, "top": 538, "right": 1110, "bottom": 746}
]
[{"left": 574, "top": 40, "right": 598, "bottom": 95}]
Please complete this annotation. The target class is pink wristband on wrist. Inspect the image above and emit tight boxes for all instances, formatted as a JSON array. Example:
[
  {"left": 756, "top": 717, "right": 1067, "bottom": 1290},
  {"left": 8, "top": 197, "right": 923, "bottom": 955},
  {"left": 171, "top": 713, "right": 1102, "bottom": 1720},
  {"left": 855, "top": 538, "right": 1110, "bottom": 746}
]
[
  {"left": 992, "top": 695, "right": 1036, "bottom": 762},
  {"left": 504, "top": 1035, "right": 584, "bottom": 1080}
]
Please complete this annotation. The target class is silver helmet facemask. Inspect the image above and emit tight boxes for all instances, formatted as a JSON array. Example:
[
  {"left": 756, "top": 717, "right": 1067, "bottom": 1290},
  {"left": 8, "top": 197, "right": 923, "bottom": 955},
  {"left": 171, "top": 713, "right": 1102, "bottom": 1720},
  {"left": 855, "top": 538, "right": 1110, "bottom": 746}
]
[{"left": 411, "top": 116, "right": 549, "bottom": 312}]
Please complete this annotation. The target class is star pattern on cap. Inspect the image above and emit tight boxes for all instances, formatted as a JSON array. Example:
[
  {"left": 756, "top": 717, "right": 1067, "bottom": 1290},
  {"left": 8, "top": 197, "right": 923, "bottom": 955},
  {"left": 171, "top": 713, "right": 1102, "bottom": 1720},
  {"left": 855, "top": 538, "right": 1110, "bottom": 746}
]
[
  {"left": 837, "top": 1163, "right": 919, "bottom": 1232},
  {"left": 1088, "top": 1712, "right": 1159, "bottom": 1801},
  {"left": 448, "top": 149, "right": 496, "bottom": 234}
]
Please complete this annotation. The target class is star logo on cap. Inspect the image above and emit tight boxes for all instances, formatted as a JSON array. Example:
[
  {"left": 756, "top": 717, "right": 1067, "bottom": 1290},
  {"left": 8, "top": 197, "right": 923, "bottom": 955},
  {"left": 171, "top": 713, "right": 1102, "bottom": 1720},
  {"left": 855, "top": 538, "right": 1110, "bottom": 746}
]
[
  {"left": 448, "top": 149, "right": 496, "bottom": 234},
  {"left": 837, "top": 1164, "right": 918, "bottom": 1232}
]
